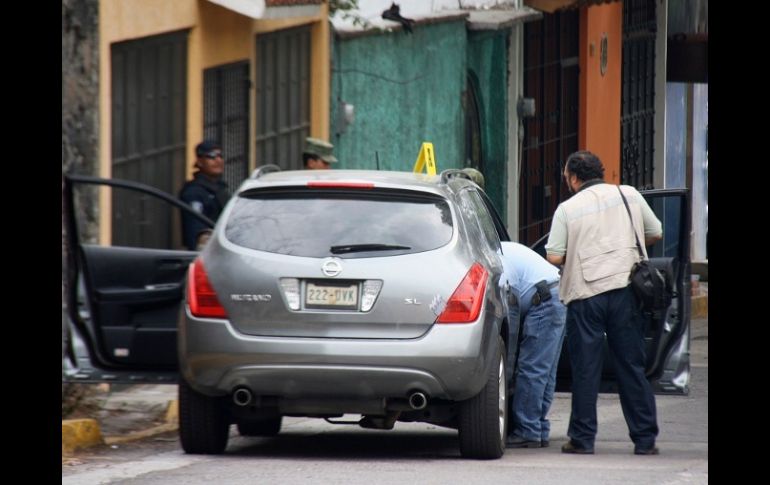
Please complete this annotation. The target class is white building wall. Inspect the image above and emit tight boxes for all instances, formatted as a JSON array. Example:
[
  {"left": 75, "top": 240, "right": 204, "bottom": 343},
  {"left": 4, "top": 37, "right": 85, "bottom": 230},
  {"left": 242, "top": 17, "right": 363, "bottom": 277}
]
[
  {"left": 692, "top": 84, "right": 708, "bottom": 261},
  {"left": 331, "top": 0, "right": 522, "bottom": 30},
  {"left": 664, "top": 83, "right": 687, "bottom": 189}
]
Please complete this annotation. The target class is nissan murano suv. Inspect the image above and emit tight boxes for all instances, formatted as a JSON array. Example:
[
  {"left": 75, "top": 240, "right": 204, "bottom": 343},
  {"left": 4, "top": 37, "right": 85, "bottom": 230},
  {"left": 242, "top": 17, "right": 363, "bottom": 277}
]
[{"left": 65, "top": 168, "right": 517, "bottom": 459}]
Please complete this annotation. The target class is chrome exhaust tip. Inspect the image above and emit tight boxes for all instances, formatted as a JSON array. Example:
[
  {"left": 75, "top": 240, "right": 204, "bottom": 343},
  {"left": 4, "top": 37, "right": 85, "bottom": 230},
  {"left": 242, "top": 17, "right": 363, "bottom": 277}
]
[
  {"left": 408, "top": 391, "right": 428, "bottom": 410},
  {"left": 233, "top": 387, "right": 253, "bottom": 407}
]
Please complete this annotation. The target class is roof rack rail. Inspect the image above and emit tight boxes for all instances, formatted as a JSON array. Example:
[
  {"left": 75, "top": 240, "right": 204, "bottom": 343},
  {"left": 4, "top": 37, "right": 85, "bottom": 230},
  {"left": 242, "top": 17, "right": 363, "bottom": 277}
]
[
  {"left": 249, "top": 164, "right": 281, "bottom": 179},
  {"left": 439, "top": 168, "right": 472, "bottom": 184}
]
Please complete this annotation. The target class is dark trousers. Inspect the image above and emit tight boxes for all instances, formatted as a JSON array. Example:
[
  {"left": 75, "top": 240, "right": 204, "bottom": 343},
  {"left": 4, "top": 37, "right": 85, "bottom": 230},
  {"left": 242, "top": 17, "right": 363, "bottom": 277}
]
[{"left": 566, "top": 285, "right": 658, "bottom": 450}]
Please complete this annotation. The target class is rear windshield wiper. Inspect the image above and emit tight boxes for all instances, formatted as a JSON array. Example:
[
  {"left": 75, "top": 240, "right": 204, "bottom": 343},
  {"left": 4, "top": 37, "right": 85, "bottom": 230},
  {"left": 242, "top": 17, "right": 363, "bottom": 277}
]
[{"left": 330, "top": 243, "right": 412, "bottom": 254}]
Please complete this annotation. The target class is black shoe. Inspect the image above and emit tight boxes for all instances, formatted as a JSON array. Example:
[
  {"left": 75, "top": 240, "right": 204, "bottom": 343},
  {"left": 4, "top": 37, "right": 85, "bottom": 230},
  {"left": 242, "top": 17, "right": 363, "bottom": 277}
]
[
  {"left": 561, "top": 440, "right": 594, "bottom": 454},
  {"left": 506, "top": 435, "right": 542, "bottom": 448},
  {"left": 634, "top": 445, "right": 659, "bottom": 455},
  {"left": 541, "top": 440, "right": 549, "bottom": 448}
]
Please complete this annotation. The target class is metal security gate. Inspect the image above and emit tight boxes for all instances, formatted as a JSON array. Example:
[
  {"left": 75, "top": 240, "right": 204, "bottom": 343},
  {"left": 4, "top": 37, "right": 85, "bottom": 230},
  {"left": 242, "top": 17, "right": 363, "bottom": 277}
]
[
  {"left": 204, "top": 61, "right": 250, "bottom": 190},
  {"left": 255, "top": 26, "right": 311, "bottom": 170},
  {"left": 621, "top": 0, "right": 657, "bottom": 189},
  {"left": 111, "top": 30, "right": 188, "bottom": 249},
  {"left": 519, "top": 10, "right": 579, "bottom": 246}
]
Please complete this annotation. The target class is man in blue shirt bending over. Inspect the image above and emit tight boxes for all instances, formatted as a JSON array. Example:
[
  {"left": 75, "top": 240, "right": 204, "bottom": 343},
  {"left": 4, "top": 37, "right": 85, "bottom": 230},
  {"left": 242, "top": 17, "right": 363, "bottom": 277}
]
[{"left": 501, "top": 241, "right": 567, "bottom": 448}]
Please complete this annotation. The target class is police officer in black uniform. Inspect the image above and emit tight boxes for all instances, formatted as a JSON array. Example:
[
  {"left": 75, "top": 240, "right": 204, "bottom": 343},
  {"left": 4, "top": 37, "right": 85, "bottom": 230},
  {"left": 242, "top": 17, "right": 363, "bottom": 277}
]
[{"left": 179, "top": 141, "right": 230, "bottom": 250}]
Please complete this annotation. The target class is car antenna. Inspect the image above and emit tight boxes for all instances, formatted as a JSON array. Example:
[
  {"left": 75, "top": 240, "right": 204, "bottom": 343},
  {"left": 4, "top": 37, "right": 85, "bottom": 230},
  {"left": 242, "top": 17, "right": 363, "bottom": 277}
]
[{"left": 375, "top": 151, "right": 380, "bottom": 170}]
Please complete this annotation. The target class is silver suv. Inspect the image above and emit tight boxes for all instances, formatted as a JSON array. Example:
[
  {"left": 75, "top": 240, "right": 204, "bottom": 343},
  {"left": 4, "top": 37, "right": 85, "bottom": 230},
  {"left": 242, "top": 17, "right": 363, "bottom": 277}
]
[
  {"left": 181, "top": 169, "right": 512, "bottom": 458},
  {"left": 66, "top": 169, "right": 516, "bottom": 459}
]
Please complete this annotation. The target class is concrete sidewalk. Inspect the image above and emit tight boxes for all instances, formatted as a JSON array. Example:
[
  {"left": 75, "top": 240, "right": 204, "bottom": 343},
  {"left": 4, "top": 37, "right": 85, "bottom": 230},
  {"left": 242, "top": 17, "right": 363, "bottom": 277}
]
[{"left": 62, "top": 384, "right": 178, "bottom": 455}]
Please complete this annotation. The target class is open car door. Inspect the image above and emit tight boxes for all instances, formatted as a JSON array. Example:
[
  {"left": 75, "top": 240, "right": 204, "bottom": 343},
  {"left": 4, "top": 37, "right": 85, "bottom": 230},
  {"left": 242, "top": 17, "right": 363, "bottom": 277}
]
[
  {"left": 532, "top": 189, "right": 691, "bottom": 395},
  {"left": 63, "top": 175, "right": 215, "bottom": 383}
]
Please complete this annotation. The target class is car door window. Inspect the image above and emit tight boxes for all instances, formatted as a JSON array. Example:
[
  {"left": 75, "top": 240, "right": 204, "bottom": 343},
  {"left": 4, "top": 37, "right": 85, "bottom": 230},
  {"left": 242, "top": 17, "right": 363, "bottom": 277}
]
[
  {"left": 644, "top": 194, "right": 683, "bottom": 260},
  {"left": 478, "top": 189, "right": 511, "bottom": 242},
  {"left": 466, "top": 189, "right": 502, "bottom": 253},
  {"left": 457, "top": 190, "right": 486, "bottom": 249}
]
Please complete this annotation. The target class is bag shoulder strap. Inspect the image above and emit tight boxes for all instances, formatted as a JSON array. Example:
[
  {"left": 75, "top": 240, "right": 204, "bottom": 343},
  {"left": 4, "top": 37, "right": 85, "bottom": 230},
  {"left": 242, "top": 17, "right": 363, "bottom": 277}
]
[{"left": 617, "top": 186, "right": 645, "bottom": 258}]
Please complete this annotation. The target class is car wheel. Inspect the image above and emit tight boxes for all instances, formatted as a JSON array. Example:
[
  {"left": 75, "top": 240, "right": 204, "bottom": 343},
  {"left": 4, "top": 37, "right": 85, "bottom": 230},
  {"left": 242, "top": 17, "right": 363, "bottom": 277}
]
[
  {"left": 458, "top": 335, "right": 507, "bottom": 459},
  {"left": 178, "top": 378, "right": 230, "bottom": 454},
  {"left": 237, "top": 417, "right": 282, "bottom": 437}
]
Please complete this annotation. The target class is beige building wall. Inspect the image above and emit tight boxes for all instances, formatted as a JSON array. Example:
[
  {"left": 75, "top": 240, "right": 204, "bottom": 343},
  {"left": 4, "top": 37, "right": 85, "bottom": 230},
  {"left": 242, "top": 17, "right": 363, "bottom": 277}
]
[{"left": 97, "top": 0, "right": 330, "bottom": 244}]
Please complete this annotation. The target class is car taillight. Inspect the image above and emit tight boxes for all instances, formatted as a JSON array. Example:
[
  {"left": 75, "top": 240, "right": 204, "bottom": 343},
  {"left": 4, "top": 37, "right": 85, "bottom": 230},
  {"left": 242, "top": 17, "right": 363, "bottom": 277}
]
[
  {"left": 187, "top": 259, "right": 228, "bottom": 318},
  {"left": 436, "top": 263, "right": 488, "bottom": 324}
]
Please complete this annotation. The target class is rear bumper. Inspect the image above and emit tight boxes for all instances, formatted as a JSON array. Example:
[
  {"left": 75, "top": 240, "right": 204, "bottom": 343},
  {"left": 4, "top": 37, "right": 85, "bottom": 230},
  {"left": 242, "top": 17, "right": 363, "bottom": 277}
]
[{"left": 179, "top": 308, "right": 500, "bottom": 403}]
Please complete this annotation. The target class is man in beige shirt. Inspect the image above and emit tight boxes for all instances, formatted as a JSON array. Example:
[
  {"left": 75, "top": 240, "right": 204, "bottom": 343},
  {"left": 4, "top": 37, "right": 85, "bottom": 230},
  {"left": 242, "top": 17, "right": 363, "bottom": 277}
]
[{"left": 545, "top": 150, "right": 662, "bottom": 456}]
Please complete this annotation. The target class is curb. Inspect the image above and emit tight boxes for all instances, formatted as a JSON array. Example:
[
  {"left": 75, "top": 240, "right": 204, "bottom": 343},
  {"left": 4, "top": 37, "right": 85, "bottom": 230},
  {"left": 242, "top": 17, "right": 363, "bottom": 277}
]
[
  {"left": 103, "top": 421, "right": 178, "bottom": 446},
  {"left": 62, "top": 399, "right": 179, "bottom": 455},
  {"left": 165, "top": 398, "right": 178, "bottom": 423},
  {"left": 62, "top": 419, "right": 103, "bottom": 455}
]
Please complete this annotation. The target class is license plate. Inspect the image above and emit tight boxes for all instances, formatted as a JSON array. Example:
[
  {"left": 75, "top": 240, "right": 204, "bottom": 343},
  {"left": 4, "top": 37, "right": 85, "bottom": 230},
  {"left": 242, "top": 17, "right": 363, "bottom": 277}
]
[{"left": 305, "top": 282, "right": 358, "bottom": 309}]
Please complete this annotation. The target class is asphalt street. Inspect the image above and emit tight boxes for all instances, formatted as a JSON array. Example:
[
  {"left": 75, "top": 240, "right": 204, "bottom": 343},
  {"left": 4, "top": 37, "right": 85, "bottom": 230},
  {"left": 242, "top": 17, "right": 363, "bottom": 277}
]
[{"left": 62, "top": 317, "right": 707, "bottom": 484}]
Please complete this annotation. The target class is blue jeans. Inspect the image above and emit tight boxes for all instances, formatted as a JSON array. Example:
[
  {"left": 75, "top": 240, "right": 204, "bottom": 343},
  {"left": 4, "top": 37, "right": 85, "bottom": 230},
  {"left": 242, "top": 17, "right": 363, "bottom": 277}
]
[
  {"left": 509, "top": 287, "right": 567, "bottom": 442},
  {"left": 565, "top": 285, "right": 658, "bottom": 450}
]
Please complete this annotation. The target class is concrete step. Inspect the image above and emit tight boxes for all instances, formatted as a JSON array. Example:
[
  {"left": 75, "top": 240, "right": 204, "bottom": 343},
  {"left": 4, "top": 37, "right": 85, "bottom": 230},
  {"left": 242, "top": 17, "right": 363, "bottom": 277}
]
[{"left": 691, "top": 281, "right": 708, "bottom": 318}]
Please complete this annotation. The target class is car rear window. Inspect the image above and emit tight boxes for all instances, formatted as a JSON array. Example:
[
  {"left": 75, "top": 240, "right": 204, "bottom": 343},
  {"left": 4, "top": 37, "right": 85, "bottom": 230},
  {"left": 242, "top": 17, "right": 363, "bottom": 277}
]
[{"left": 224, "top": 188, "right": 454, "bottom": 258}]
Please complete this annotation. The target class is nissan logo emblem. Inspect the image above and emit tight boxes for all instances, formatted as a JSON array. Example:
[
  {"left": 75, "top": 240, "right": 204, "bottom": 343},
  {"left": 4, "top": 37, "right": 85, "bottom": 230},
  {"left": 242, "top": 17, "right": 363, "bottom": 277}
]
[{"left": 322, "top": 259, "right": 343, "bottom": 277}]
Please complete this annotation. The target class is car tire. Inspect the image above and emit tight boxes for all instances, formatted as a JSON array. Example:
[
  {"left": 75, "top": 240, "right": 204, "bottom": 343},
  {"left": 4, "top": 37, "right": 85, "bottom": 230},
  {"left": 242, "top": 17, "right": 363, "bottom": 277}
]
[
  {"left": 178, "top": 378, "right": 230, "bottom": 454},
  {"left": 237, "top": 417, "right": 282, "bottom": 437},
  {"left": 458, "top": 335, "right": 507, "bottom": 459}
]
